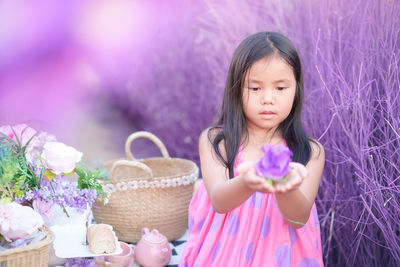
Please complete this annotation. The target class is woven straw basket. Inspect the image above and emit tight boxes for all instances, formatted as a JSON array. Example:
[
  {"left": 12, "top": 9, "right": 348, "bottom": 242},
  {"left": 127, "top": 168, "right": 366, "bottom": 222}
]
[
  {"left": 93, "top": 131, "right": 199, "bottom": 243},
  {"left": 0, "top": 226, "right": 54, "bottom": 267}
]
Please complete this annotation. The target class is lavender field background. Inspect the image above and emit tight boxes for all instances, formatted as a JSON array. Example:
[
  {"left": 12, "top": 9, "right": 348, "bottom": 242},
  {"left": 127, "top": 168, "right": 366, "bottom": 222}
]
[{"left": 1, "top": 0, "right": 399, "bottom": 265}]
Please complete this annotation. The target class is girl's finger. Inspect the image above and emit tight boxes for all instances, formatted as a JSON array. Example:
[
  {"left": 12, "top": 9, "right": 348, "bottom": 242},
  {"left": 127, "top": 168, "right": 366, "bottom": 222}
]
[
  {"left": 246, "top": 175, "right": 267, "bottom": 191},
  {"left": 248, "top": 179, "right": 263, "bottom": 188},
  {"left": 274, "top": 184, "right": 283, "bottom": 192},
  {"left": 262, "top": 181, "right": 276, "bottom": 193}
]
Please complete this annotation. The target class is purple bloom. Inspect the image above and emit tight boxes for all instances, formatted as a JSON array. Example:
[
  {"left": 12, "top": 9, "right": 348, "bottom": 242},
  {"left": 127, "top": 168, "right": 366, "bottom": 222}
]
[
  {"left": 32, "top": 199, "right": 57, "bottom": 223},
  {"left": 20, "top": 176, "right": 97, "bottom": 210},
  {"left": 10, "top": 238, "right": 27, "bottom": 248},
  {"left": 65, "top": 258, "right": 96, "bottom": 267},
  {"left": 255, "top": 144, "right": 292, "bottom": 180},
  {"left": 65, "top": 257, "right": 96, "bottom": 267},
  {"left": 24, "top": 191, "right": 35, "bottom": 201}
]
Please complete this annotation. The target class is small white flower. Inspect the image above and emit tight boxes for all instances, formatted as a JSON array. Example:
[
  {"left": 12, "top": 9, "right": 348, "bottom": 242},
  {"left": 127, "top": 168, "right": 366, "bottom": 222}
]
[
  {"left": 138, "top": 180, "right": 146, "bottom": 188},
  {"left": 116, "top": 182, "right": 128, "bottom": 191},
  {"left": 104, "top": 184, "right": 115, "bottom": 193},
  {"left": 160, "top": 179, "right": 168, "bottom": 187}
]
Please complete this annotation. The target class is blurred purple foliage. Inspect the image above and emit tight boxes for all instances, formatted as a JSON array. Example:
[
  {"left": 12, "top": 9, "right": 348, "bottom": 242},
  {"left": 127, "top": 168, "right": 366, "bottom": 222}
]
[
  {"left": 97, "top": 1, "right": 223, "bottom": 161},
  {"left": 101, "top": 0, "right": 400, "bottom": 265},
  {"left": 295, "top": 0, "right": 400, "bottom": 265}
]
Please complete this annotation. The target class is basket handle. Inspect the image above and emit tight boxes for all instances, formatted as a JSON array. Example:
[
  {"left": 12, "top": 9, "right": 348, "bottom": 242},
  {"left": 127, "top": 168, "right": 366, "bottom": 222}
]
[
  {"left": 125, "top": 131, "right": 170, "bottom": 160},
  {"left": 110, "top": 159, "right": 153, "bottom": 181}
]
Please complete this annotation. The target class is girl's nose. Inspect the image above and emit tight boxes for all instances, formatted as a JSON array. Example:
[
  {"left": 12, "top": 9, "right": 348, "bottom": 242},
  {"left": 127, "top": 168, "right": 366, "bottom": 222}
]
[{"left": 261, "top": 89, "right": 274, "bottom": 105}]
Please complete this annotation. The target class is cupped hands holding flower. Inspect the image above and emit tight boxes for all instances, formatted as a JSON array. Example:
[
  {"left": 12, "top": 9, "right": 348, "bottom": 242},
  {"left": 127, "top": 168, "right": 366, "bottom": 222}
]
[{"left": 236, "top": 144, "right": 308, "bottom": 194}]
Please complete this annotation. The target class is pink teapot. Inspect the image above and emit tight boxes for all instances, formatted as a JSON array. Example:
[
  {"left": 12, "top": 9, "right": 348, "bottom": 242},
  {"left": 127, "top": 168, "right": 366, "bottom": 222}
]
[{"left": 134, "top": 228, "right": 172, "bottom": 267}]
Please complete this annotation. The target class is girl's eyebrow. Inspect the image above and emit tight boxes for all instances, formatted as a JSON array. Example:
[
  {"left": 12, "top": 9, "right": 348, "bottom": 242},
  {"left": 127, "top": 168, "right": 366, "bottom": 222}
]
[
  {"left": 247, "top": 78, "right": 262, "bottom": 84},
  {"left": 246, "top": 78, "right": 291, "bottom": 84},
  {"left": 273, "top": 79, "right": 291, "bottom": 84}
]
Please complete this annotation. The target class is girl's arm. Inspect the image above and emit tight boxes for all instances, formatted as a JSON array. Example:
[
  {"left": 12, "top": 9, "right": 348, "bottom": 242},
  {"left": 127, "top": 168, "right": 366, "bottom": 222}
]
[
  {"left": 274, "top": 140, "right": 325, "bottom": 228},
  {"left": 200, "top": 129, "right": 275, "bottom": 213}
]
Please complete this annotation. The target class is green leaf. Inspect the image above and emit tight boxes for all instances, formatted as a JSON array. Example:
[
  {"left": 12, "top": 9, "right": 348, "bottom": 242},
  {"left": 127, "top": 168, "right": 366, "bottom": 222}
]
[
  {"left": 75, "top": 162, "right": 108, "bottom": 200},
  {"left": 266, "top": 179, "right": 274, "bottom": 186},
  {"left": 64, "top": 170, "right": 75, "bottom": 176},
  {"left": 44, "top": 170, "right": 56, "bottom": 181},
  {"left": 20, "top": 132, "right": 37, "bottom": 154}
]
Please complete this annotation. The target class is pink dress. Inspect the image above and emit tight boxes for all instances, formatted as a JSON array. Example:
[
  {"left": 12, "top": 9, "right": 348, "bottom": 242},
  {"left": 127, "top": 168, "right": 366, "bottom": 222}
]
[{"left": 179, "top": 146, "right": 324, "bottom": 267}]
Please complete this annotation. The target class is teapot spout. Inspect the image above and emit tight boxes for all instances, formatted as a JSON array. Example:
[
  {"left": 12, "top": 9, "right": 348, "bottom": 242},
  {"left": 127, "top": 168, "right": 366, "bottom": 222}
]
[{"left": 159, "top": 247, "right": 171, "bottom": 264}]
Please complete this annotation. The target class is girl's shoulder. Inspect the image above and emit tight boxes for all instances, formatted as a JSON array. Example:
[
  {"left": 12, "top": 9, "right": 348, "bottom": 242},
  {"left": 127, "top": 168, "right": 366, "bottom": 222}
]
[
  {"left": 199, "top": 127, "right": 223, "bottom": 144},
  {"left": 308, "top": 138, "right": 325, "bottom": 163},
  {"left": 199, "top": 127, "right": 226, "bottom": 156}
]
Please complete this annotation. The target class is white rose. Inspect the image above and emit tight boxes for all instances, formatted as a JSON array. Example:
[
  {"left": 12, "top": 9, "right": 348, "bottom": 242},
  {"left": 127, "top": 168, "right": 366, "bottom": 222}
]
[{"left": 41, "top": 142, "right": 83, "bottom": 175}]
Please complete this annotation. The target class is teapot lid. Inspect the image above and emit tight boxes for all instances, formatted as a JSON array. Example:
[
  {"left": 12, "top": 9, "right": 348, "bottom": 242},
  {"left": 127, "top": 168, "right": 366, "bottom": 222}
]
[{"left": 142, "top": 228, "right": 167, "bottom": 244}]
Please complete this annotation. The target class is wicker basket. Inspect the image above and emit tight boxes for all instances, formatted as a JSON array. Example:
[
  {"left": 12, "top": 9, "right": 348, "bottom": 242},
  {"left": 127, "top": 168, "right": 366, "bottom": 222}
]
[
  {"left": 0, "top": 226, "right": 54, "bottom": 267},
  {"left": 93, "top": 131, "right": 198, "bottom": 243}
]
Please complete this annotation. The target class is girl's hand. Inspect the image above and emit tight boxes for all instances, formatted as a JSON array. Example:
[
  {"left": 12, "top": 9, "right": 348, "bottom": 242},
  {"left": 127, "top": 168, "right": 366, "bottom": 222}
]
[
  {"left": 236, "top": 161, "right": 308, "bottom": 194},
  {"left": 274, "top": 162, "right": 308, "bottom": 193},
  {"left": 236, "top": 161, "right": 277, "bottom": 194}
]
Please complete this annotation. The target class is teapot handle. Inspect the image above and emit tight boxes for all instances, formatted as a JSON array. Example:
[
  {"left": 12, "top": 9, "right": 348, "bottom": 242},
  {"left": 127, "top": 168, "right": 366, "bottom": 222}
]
[
  {"left": 151, "top": 229, "right": 160, "bottom": 236},
  {"left": 141, "top": 227, "right": 150, "bottom": 236}
]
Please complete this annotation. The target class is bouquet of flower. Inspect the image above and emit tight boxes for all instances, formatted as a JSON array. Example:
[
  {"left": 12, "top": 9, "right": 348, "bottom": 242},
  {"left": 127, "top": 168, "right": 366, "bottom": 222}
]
[
  {"left": 255, "top": 143, "right": 293, "bottom": 185},
  {"left": 0, "top": 124, "right": 108, "bottom": 227}
]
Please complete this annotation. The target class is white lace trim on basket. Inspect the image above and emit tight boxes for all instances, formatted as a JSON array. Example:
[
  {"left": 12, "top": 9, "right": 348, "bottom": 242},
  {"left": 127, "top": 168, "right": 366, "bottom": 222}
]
[{"left": 103, "top": 167, "right": 199, "bottom": 193}]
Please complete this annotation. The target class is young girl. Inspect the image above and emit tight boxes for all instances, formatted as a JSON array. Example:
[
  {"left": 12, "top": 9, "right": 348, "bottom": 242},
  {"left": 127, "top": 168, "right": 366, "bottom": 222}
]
[{"left": 179, "top": 32, "right": 325, "bottom": 267}]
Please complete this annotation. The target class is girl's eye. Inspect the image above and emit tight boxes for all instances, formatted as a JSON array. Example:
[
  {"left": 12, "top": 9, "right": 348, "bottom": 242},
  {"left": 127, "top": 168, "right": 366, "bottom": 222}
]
[
  {"left": 248, "top": 87, "right": 260, "bottom": 91},
  {"left": 277, "top": 87, "right": 287, "bottom": 91}
]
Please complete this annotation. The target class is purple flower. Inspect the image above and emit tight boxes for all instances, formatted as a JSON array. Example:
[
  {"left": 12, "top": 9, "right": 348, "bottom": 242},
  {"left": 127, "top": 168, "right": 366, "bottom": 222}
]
[
  {"left": 255, "top": 144, "right": 292, "bottom": 180},
  {"left": 66, "top": 257, "right": 96, "bottom": 267},
  {"left": 32, "top": 199, "right": 57, "bottom": 223},
  {"left": 20, "top": 176, "right": 98, "bottom": 211},
  {"left": 10, "top": 238, "right": 27, "bottom": 248}
]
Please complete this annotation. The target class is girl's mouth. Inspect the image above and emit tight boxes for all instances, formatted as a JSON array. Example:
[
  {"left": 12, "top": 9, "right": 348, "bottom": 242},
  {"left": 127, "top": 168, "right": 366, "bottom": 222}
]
[{"left": 260, "top": 111, "right": 276, "bottom": 119}]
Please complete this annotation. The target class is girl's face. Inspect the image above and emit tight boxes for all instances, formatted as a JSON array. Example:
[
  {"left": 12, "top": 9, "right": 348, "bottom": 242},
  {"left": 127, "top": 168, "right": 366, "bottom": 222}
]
[{"left": 242, "top": 55, "right": 296, "bottom": 133}]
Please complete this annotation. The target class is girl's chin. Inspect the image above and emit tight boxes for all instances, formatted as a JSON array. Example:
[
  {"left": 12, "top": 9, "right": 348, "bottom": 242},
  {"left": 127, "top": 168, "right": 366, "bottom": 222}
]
[
  {"left": 247, "top": 120, "right": 280, "bottom": 131},
  {"left": 255, "top": 123, "right": 279, "bottom": 130}
]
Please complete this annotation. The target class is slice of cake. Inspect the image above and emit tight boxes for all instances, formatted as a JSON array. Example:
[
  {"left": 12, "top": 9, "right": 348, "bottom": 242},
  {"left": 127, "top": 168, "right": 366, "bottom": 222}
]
[{"left": 87, "top": 224, "right": 116, "bottom": 254}]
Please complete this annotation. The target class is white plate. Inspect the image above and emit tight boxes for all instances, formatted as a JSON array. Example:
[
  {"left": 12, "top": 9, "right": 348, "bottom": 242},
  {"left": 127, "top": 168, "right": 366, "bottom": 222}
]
[{"left": 51, "top": 224, "right": 122, "bottom": 258}]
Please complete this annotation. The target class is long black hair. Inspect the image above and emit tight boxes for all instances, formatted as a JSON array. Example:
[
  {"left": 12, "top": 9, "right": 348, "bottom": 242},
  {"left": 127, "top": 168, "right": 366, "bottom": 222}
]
[{"left": 209, "top": 31, "right": 312, "bottom": 178}]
